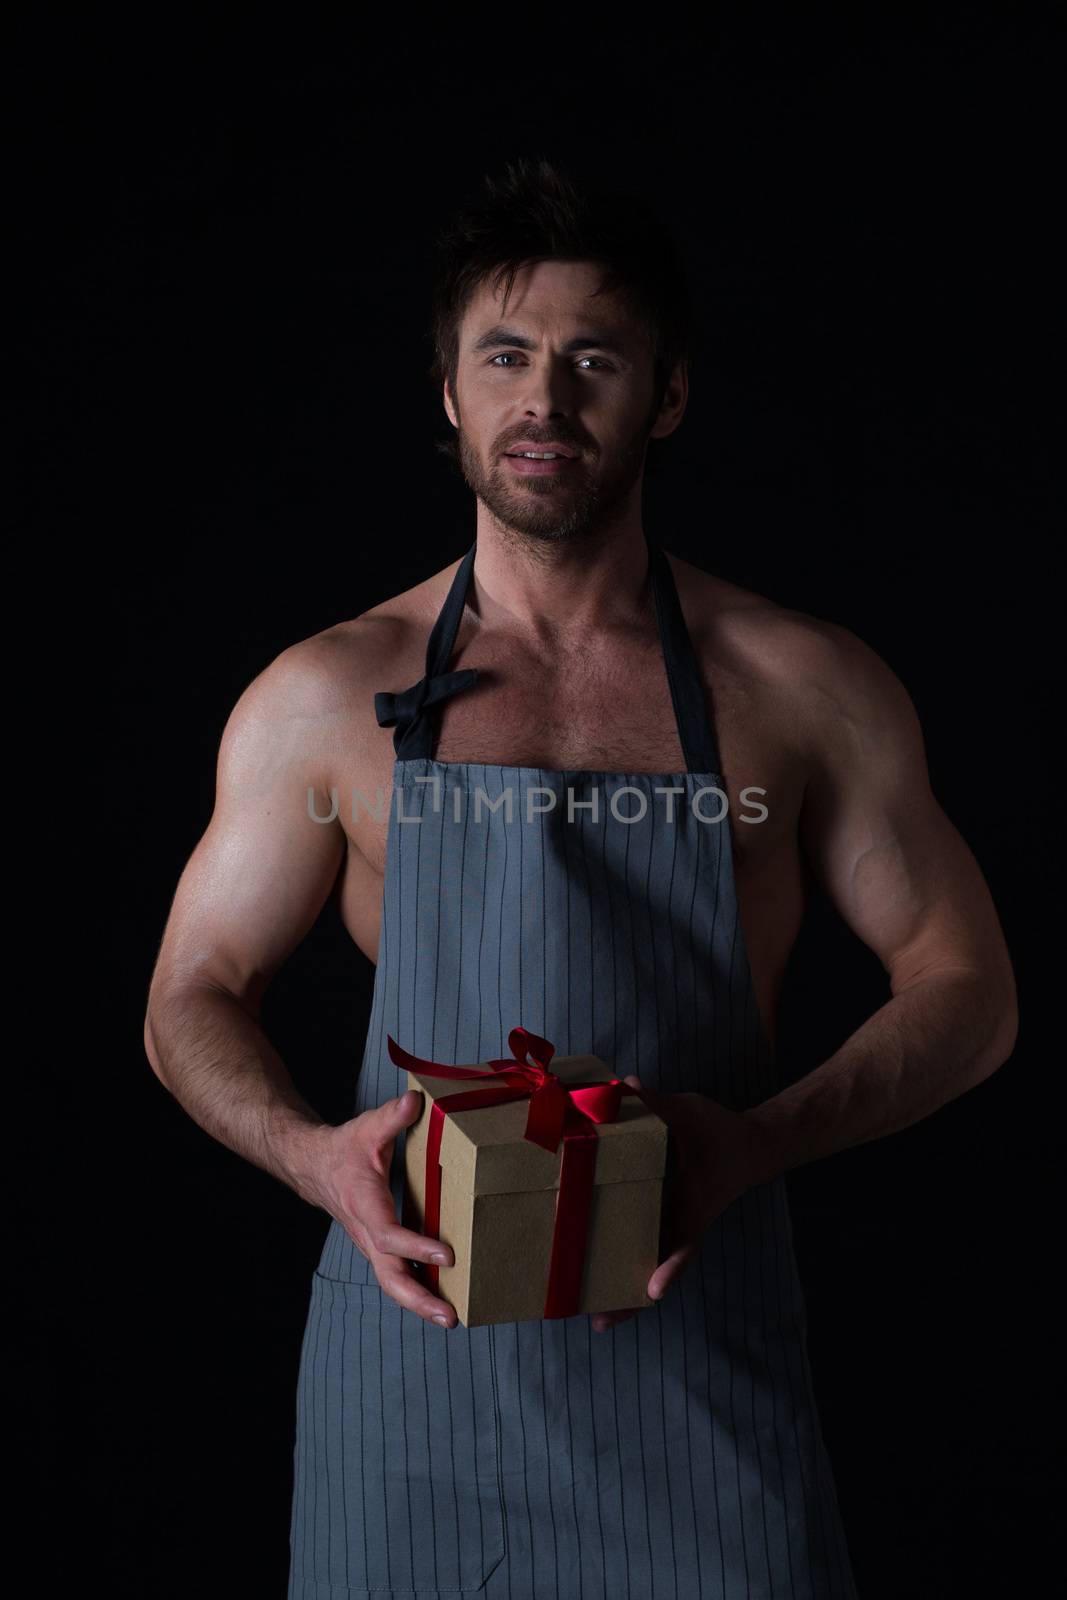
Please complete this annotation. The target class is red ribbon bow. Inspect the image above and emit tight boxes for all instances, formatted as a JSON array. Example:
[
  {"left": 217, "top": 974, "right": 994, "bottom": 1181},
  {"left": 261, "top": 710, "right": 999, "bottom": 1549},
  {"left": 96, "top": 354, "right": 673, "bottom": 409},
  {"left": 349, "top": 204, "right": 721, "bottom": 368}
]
[{"left": 386, "top": 1027, "right": 645, "bottom": 1319}]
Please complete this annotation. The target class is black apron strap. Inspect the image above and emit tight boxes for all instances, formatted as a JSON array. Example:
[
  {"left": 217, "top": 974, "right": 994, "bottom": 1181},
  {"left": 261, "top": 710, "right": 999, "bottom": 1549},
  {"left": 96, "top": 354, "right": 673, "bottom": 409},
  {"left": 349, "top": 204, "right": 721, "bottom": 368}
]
[
  {"left": 645, "top": 528, "right": 722, "bottom": 775},
  {"left": 374, "top": 531, "right": 721, "bottom": 774},
  {"left": 373, "top": 543, "right": 479, "bottom": 759}
]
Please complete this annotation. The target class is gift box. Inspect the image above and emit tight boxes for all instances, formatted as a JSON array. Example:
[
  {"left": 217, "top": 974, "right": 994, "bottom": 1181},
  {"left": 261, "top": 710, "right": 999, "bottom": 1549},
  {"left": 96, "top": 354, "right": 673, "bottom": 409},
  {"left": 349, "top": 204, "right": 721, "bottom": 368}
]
[{"left": 388, "top": 1027, "right": 669, "bottom": 1327}]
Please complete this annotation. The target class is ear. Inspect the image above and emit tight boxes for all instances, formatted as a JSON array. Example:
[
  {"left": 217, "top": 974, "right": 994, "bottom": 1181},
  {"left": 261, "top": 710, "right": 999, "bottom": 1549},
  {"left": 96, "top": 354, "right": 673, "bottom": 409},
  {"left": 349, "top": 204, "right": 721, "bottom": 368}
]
[
  {"left": 442, "top": 377, "right": 458, "bottom": 429},
  {"left": 647, "top": 358, "right": 688, "bottom": 442}
]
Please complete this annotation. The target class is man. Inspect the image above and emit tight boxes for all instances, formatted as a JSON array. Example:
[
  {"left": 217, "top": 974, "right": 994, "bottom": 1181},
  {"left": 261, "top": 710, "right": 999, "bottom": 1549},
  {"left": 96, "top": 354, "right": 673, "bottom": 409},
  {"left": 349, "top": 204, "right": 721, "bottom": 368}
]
[{"left": 144, "top": 158, "right": 1017, "bottom": 1600}]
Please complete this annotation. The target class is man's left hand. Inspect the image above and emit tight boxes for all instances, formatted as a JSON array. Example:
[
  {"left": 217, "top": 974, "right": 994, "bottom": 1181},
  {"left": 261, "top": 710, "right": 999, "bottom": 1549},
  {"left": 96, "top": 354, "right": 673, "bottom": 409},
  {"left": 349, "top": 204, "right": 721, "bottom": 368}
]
[{"left": 591, "top": 1075, "right": 774, "bottom": 1334}]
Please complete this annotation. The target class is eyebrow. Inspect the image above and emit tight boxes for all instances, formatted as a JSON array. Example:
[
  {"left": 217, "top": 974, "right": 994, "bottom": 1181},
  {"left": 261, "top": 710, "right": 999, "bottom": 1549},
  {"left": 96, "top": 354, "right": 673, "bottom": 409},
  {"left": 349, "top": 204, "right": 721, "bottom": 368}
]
[{"left": 469, "top": 324, "right": 632, "bottom": 358}]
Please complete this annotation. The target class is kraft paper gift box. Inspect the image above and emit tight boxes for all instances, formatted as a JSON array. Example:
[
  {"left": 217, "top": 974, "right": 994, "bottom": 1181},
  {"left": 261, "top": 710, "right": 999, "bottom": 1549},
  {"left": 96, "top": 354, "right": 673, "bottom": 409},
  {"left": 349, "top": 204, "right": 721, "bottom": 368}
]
[{"left": 390, "top": 1032, "right": 669, "bottom": 1328}]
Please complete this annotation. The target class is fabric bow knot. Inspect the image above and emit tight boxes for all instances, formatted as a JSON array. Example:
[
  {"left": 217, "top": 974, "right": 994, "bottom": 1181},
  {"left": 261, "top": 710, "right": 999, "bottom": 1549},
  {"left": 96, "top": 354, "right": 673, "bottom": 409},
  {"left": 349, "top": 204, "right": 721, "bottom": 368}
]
[
  {"left": 386, "top": 1024, "right": 633, "bottom": 1155},
  {"left": 374, "top": 667, "right": 480, "bottom": 732},
  {"left": 489, "top": 1027, "right": 633, "bottom": 1152}
]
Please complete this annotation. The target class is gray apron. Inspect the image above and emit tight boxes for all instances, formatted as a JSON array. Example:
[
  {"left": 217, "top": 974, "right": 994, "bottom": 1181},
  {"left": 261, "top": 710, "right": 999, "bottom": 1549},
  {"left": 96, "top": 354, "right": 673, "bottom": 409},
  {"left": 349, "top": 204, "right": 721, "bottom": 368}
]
[{"left": 289, "top": 530, "right": 859, "bottom": 1598}]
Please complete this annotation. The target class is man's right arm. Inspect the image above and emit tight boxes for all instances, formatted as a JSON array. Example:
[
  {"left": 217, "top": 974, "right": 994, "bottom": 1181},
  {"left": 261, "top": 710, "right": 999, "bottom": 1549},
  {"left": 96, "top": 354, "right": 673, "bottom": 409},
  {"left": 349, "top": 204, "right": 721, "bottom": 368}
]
[
  {"left": 144, "top": 630, "right": 462, "bottom": 1327},
  {"left": 143, "top": 641, "right": 347, "bottom": 1207}
]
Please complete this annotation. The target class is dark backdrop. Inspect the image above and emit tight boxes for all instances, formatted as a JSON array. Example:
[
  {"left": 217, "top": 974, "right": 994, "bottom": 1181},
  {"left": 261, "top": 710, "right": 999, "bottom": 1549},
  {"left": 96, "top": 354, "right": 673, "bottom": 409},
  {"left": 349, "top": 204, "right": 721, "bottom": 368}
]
[{"left": 28, "top": 11, "right": 1062, "bottom": 1598}]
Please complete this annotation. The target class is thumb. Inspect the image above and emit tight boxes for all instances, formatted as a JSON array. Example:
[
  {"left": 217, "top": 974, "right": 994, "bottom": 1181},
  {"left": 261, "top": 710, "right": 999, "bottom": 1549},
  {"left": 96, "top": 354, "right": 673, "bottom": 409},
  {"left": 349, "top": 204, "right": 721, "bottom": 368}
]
[
  {"left": 623, "top": 1075, "right": 661, "bottom": 1112},
  {"left": 386, "top": 1088, "right": 423, "bottom": 1118}
]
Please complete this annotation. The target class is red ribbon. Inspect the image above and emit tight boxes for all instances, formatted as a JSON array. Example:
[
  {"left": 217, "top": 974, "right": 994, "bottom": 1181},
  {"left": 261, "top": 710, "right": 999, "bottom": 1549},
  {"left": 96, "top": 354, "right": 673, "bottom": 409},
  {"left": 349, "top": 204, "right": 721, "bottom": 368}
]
[{"left": 386, "top": 1027, "right": 646, "bottom": 1319}]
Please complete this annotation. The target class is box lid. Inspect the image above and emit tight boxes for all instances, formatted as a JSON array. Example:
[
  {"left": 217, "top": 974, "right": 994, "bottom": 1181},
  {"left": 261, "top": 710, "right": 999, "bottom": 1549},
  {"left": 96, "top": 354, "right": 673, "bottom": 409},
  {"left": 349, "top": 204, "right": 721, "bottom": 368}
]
[{"left": 406, "top": 1053, "right": 668, "bottom": 1197}]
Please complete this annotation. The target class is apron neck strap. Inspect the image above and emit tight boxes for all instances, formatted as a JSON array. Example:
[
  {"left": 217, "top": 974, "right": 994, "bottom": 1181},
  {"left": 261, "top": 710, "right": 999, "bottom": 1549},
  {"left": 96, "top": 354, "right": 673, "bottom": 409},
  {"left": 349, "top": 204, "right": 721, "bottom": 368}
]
[
  {"left": 644, "top": 529, "right": 721, "bottom": 775},
  {"left": 424, "top": 541, "right": 477, "bottom": 680}
]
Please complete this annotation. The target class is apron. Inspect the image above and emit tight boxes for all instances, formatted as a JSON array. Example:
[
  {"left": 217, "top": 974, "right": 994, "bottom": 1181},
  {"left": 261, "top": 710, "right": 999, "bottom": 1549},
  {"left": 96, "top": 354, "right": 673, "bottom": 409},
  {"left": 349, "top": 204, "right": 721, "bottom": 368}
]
[{"left": 289, "top": 530, "right": 859, "bottom": 1599}]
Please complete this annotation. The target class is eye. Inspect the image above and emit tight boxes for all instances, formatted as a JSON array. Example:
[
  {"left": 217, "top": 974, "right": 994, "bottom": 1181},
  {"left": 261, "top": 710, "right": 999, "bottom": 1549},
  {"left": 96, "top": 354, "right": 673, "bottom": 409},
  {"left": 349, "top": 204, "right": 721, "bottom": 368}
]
[{"left": 488, "top": 354, "right": 610, "bottom": 370}]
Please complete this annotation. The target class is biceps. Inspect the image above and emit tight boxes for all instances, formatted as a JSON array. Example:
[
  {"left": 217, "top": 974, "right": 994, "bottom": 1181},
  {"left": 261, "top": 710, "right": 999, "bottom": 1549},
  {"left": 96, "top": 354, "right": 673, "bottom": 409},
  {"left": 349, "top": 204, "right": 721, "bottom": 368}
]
[
  {"left": 802, "top": 785, "right": 1003, "bottom": 990},
  {"left": 152, "top": 790, "right": 346, "bottom": 1010}
]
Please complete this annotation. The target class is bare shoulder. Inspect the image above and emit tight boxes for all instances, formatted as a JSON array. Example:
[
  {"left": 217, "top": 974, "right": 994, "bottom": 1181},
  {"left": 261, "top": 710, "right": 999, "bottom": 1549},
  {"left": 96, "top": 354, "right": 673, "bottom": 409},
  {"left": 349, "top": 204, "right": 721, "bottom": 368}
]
[
  {"left": 218, "top": 558, "right": 464, "bottom": 781},
  {"left": 667, "top": 550, "right": 918, "bottom": 760},
  {"left": 313, "top": 555, "right": 464, "bottom": 694},
  {"left": 246, "top": 559, "right": 461, "bottom": 700}
]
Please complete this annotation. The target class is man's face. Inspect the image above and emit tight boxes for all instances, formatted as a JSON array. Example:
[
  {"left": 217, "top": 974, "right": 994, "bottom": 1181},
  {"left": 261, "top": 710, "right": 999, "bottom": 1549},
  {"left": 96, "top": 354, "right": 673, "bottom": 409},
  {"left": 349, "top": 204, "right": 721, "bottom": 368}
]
[{"left": 443, "top": 259, "right": 684, "bottom": 545}]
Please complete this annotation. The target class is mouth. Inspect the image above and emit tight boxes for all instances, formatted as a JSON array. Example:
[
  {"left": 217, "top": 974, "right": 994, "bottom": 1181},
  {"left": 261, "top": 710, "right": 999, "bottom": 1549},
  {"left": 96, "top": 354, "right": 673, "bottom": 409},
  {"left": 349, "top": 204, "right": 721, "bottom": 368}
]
[{"left": 504, "top": 450, "right": 580, "bottom": 477}]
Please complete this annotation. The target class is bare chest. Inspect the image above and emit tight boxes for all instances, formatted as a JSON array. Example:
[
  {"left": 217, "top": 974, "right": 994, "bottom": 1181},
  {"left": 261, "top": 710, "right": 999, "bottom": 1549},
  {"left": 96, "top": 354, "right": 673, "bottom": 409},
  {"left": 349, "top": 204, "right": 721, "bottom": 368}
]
[
  {"left": 436, "top": 641, "right": 689, "bottom": 773},
  {"left": 341, "top": 635, "right": 802, "bottom": 880}
]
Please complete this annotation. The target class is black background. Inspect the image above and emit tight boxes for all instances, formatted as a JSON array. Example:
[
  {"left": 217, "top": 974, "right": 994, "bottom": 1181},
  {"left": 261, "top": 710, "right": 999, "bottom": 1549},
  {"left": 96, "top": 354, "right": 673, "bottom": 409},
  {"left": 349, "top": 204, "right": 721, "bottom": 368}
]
[{"left": 27, "top": 9, "right": 1062, "bottom": 1597}]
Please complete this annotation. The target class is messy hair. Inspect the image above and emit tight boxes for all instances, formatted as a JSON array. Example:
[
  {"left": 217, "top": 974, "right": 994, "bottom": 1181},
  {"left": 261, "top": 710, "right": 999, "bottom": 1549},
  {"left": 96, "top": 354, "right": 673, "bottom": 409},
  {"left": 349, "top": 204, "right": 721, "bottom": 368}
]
[{"left": 427, "top": 155, "right": 694, "bottom": 470}]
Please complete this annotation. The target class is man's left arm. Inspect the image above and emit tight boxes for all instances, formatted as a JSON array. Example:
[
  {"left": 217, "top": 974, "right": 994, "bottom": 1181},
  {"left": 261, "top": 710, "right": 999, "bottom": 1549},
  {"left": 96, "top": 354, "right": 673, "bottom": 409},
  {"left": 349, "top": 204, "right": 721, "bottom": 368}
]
[{"left": 743, "top": 622, "right": 1019, "bottom": 1185}]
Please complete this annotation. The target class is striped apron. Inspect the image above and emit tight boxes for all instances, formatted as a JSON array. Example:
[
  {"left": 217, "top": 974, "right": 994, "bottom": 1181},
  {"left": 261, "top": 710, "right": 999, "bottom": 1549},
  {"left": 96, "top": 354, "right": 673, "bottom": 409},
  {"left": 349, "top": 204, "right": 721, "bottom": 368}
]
[{"left": 289, "top": 531, "right": 859, "bottom": 1599}]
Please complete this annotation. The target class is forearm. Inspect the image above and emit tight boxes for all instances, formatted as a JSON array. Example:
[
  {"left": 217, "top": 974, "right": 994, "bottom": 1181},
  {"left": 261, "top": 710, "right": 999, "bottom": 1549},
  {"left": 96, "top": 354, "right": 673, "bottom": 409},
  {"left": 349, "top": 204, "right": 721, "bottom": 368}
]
[
  {"left": 144, "top": 983, "right": 330, "bottom": 1204},
  {"left": 744, "top": 971, "right": 1017, "bottom": 1183}
]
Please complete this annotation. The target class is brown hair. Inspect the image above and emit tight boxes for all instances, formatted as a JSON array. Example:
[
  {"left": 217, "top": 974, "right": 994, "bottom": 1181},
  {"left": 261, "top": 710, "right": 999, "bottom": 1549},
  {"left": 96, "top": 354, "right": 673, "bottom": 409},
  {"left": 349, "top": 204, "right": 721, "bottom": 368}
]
[{"left": 427, "top": 155, "right": 694, "bottom": 470}]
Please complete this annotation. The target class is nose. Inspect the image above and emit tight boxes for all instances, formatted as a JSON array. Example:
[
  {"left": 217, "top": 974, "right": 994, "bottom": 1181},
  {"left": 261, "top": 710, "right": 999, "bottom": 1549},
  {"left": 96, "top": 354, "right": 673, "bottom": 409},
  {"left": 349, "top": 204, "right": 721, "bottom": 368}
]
[{"left": 515, "top": 358, "right": 580, "bottom": 421}]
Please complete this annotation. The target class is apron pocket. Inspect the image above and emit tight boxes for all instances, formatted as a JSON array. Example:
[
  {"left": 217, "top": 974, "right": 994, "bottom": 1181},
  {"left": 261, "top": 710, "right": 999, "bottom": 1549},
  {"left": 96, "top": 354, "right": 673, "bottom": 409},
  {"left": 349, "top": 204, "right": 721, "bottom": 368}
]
[{"left": 291, "top": 1271, "right": 507, "bottom": 1595}]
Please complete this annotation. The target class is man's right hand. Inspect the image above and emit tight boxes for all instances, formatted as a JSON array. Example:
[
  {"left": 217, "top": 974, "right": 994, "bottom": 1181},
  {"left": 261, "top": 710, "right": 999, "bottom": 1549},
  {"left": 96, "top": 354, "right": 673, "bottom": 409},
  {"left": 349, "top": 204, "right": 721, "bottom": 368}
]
[{"left": 298, "top": 1089, "right": 458, "bottom": 1329}]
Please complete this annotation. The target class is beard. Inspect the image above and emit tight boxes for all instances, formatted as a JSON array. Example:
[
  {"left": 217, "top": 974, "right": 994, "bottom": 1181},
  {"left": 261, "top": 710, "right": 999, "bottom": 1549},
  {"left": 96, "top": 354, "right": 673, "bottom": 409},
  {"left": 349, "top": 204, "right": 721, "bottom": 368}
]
[{"left": 454, "top": 399, "right": 659, "bottom": 551}]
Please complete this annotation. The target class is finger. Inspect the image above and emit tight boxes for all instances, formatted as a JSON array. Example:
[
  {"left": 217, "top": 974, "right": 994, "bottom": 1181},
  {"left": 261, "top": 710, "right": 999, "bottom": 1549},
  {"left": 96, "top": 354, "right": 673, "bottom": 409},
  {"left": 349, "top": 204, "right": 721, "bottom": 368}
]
[
  {"left": 622, "top": 1073, "right": 653, "bottom": 1103},
  {"left": 624, "top": 1075, "right": 665, "bottom": 1117},
  {"left": 649, "top": 1241, "right": 695, "bottom": 1301},
  {"left": 368, "top": 1088, "right": 425, "bottom": 1144},
  {"left": 592, "top": 1309, "right": 638, "bottom": 1333},
  {"left": 378, "top": 1220, "right": 455, "bottom": 1268},
  {"left": 373, "top": 1256, "right": 459, "bottom": 1328},
  {"left": 350, "top": 1174, "right": 455, "bottom": 1269}
]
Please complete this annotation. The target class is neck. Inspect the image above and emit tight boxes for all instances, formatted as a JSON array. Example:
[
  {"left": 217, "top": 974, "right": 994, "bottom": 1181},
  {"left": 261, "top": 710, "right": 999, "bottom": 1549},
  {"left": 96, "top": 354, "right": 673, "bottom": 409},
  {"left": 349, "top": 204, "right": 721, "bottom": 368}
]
[{"left": 466, "top": 524, "right": 655, "bottom": 644}]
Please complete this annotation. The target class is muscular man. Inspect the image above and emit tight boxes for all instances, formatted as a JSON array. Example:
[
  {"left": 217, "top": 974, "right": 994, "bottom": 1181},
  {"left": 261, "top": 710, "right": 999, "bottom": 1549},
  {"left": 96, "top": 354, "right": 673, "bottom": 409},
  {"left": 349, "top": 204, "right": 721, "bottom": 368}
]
[{"left": 144, "top": 159, "right": 1016, "bottom": 1600}]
